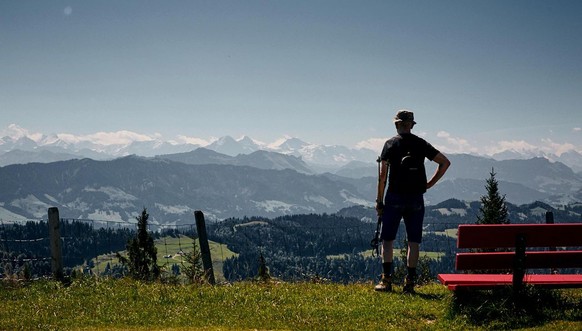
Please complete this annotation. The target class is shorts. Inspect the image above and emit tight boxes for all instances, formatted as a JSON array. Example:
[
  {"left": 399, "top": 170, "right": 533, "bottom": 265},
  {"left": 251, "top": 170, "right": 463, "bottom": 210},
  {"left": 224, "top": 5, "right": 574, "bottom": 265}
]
[{"left": 380, "top": 192, "right": 425, "bottom": 243}]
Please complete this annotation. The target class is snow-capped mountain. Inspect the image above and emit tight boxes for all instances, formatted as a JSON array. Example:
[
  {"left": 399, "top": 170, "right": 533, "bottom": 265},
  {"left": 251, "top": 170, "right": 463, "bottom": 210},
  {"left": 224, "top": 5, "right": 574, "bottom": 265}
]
[
  {"left": 270, "top": 137, "right": 311, "bottom": 152},
  {"left": 0, "top": 126, "right": 378, "bottom": 169},
  {"left": 267, "top": 137, "right": 378, "bottom": 166},
  {"left": 206, "top": 136, "right": 264, "bottom": 156},
  {"left": 1, "top": 124, "right": 581, "bottom": 174},
  {"left": 553, "top": 150, "right": 582, "bottom": 173},
  {"left": 0, "top": 135, "right": 38, "bottom": 152},
  {"left": 201, "top": 135, "right": 377, "bottom": 166},
  {"left": 492, "top": 149, "right": 582, "bottom": 173}
]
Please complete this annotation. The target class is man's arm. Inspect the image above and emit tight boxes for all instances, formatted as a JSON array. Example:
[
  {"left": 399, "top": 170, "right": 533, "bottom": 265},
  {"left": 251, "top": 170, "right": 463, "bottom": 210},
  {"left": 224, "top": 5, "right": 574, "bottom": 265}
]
[
  {"left": 427, "top": 152, "right": 450, "bottom": 189},
  {"left": 376, "top": 160, "right": 388, "bottom": 215}
]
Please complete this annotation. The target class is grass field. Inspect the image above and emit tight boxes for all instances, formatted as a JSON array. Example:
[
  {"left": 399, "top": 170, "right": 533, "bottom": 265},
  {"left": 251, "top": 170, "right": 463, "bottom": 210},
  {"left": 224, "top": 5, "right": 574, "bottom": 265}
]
[
  {"left": 332, "top": 249, "right": 443, "bottom": 260},
  {"left": 433, "top": 228, "right": 458, "bottom": 239},
  {"left": 0, "top": 278, "right": 580, "bottom": 330},
  {"left": 90, "top": 235, "right": 237, "bottom": 282}
]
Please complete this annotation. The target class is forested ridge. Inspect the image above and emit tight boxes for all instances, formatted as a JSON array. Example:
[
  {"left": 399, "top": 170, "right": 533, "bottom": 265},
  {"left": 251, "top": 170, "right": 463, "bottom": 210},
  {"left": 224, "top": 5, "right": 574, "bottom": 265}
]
[{"left": 1, "top": 199, "right": 580, "bottom": 282}]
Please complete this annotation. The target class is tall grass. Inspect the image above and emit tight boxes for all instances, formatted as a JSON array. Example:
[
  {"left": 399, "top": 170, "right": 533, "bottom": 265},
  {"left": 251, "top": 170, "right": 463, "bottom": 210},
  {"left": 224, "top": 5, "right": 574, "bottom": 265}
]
[
  {"left": 0, "top": 278, "right": 580, "bottom": 330},
  {"left": 451, "top": 285, "right": 582, "bottom": 329}
]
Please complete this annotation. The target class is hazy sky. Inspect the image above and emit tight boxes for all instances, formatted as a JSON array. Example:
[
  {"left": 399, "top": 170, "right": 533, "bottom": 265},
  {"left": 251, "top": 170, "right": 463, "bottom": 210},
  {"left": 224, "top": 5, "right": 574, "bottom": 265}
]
[{"left": 1, "top": 1, "right": 581, "bottom": 155}]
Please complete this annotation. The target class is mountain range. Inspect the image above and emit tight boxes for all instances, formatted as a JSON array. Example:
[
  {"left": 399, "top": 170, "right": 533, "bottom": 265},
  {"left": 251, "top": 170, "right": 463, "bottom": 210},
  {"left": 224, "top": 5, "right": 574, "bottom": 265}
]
[
  {"left": 3, "top": 125, "right": 581, "bottom": 173},
  {"left": 0, "top": 126, "right": 379, "bottom": 168},
  {"left": 1, "top": 127, "right": 581, "bottom": 223},
  {"left": 156, "top": 147, "right": 582, "bottom": 205},
  {"left": 0, "top": 148, "right": 580, "bottom": 224},
  {"left": 0, "top": 156, "right": 367, "bottom": 224}
]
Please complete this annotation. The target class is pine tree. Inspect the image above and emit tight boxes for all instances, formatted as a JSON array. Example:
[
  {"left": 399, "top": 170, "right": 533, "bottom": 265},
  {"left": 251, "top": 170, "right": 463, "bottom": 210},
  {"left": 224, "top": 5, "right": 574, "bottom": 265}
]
[
  {"left": 181, "top": 238, "right": 205, "bottom": 284},
  {"left": 118, "top": 208, "right": 160, "bottom": 281},
  {"left": 257, "top": 252, "right": 271, "bottom": 281},
  {"left": 477, "top": 168, "right": 510, "bottom": 224}
]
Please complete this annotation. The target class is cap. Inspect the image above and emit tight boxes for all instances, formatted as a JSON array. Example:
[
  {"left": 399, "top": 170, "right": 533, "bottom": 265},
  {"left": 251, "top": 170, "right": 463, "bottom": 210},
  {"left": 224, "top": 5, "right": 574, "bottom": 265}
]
[{"left": 393, "top": 110, "right": 416, "bottom": 124}]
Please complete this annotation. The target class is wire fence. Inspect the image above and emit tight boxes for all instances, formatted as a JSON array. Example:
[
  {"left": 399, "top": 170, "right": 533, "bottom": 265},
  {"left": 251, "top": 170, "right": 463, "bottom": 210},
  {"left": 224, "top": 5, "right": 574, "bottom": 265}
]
[
  {"left": 0, "top": 215, "right": 461, "bottom": 281},
  {"left": 1, "top": 213, "right": 578, "bottom": 282},
  {"left": 0, "top": 217, "right": 217, "bottom": 279}
]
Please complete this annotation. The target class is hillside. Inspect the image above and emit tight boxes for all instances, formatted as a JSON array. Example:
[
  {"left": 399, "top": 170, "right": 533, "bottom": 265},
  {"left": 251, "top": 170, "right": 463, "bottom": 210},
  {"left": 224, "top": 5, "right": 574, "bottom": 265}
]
[
  {"left": 0, "top": 156, "right": 366, "bottom": 223},
  {"left": 0, "top": 151, "right": 581, "bottom": 224},
  {"left": 335, "top": 154, "right": 582, "bottom": 205},
  {"left": 158, "top": 148, "right": 313, "bottom": 174},
  {"left": 90, "top": 235, "right": 237, "bottom": 282}
]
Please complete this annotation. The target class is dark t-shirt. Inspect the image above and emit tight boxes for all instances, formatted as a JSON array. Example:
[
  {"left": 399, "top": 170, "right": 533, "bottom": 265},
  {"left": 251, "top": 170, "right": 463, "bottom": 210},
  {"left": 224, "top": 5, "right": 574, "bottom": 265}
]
[{"left": 380, "top": 133, "right": 440, "bottom": 194}]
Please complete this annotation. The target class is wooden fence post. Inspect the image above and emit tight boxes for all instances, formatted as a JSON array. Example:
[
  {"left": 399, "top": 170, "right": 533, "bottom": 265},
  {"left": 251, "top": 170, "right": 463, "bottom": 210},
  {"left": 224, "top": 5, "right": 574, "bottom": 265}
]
[
  {"left": 48, "top": 207, "right": 64, "bottom": 281},
  {"left": 545, "top": 211, "right": 554, "bottom": 224},
  {"left": 195, "top": 210, "right": 216, "bottom": 285}
]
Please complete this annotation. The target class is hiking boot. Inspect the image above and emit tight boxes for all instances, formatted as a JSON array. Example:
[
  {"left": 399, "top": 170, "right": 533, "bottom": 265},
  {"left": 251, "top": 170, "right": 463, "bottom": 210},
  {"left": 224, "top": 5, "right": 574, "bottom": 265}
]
[
  {"left": 403, "top": 278, "right": 415, "bottom": 294},
  {"left": 374, "top": 274, "right": 392, "bottom": 292}
]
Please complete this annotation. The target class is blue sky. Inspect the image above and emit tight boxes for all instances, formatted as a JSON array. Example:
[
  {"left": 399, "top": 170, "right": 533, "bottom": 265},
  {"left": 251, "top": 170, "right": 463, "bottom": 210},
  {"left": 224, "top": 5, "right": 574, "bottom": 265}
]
[{"left": 1, "top": 1, "right": 581, "bottom": 155}]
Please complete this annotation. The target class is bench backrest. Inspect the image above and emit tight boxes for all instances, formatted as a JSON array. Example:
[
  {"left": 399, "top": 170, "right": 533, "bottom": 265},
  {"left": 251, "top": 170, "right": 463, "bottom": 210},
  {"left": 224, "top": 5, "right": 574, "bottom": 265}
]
[
  {"left": 456, "top": 223, "right": 582, "bottom": 249},
  {"left": 455, "top": 223, "right": 582, "bottom": 271},
  {"left": 456, "top": 250, "right": 582, "bottom": 270}
]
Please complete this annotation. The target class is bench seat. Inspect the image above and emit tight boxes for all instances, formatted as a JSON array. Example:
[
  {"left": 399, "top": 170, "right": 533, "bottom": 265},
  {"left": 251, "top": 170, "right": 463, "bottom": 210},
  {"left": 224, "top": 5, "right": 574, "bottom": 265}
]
[{"left": 438, "top": 273, "right": 582, "bottom": 290}]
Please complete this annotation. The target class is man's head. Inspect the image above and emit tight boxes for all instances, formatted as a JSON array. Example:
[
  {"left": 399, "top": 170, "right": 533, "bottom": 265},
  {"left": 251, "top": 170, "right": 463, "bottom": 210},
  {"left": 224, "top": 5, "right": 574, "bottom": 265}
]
[
  {"left": 393, "top": 110, "right": 416, "bottom": 132},
  {"left": 393, "top": 110, "right": 416, "bottom": 124}
]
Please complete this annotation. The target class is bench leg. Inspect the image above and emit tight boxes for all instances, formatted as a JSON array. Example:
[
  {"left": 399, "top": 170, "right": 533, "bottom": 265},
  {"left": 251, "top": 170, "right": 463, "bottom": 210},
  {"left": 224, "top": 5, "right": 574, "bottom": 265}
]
[{"left": 513, "top": 234, "right": 526, "bottom": 294}]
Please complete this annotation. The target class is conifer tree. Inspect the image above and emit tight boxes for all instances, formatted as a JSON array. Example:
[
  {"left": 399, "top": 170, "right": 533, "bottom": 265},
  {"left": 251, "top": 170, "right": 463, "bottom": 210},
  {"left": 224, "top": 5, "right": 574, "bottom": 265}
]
[
  {"left": 477, "top": 168, "right": 510, "bottom": 224},
  {"left": 118, "top": 208, "right": 160, "bottom": 281},
  {"left": 257, "top": 252, "right": 271, "bottom": 281},
  {"left": 182, "top": 238, "right": 205, "bottom": 284}
]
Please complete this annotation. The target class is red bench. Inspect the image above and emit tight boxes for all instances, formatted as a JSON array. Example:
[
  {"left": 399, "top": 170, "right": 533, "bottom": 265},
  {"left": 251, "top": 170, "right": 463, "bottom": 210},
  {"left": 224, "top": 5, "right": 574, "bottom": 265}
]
[{"left": 438, "top": 223, "right": 582, "bottom": 291}]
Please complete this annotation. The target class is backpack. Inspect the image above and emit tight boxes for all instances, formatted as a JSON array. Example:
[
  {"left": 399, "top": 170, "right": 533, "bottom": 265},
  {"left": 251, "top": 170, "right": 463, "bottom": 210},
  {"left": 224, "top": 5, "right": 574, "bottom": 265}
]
[{"left": 392, "top": 135, "right": 427, "bottom": 194}]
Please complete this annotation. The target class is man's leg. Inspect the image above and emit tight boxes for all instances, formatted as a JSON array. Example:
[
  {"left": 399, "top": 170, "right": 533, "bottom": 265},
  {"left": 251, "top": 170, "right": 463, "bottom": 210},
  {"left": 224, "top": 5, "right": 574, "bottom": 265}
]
[
  {"left": 404, "top": 241, "right": 419, "bottom": 293},
  {"left": 382, "top": 240, "right": 394, "bottom": 265},
  {"left": 381, "top": 239, "right": 394, "bottom": 276},
  {"left": 402, "top": 196, "right": 424, "bottom": 294},
  {"left": 407, "top": 241, "right": 419, "bottom": 268},
  {"left": 375, "top": 193, "right": 402, "bottom": 292},
  {"left": 375, "top": 239, "right": 394, "bottom": 291}
]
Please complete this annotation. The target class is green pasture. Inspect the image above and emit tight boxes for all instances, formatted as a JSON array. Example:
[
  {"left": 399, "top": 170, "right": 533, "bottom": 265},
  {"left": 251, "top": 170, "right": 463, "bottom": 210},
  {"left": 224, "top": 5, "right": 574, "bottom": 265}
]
[
  {"left": 89, "top": 235, "right": 237, "bottom": 282},
  {"left": 331, "top": 249, "right": 444, "bottom": 260}
]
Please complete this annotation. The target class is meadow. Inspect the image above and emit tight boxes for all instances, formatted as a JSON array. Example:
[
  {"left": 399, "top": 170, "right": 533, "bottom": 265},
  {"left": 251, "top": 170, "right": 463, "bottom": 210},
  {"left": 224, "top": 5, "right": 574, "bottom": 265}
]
[
  {"left": 90, "top": 236, "right": 237, "bottom": 282},
  {"left": 0, "top": 277, "right": 580, "bottom": 331}
]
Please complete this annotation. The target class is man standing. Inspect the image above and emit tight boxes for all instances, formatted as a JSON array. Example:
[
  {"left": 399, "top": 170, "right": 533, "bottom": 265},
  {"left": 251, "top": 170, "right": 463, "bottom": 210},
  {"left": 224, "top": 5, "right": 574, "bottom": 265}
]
[{"left": 374, "top": 110, "right": 450, "bottom": 293}]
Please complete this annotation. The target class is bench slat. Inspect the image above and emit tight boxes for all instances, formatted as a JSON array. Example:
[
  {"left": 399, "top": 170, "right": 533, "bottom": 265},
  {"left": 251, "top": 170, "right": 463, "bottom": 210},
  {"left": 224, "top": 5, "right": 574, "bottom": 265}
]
[
  {"left": 455, "top": 250, "right": 582, "bottom": 270},
  {"left": 457, "top": 223, "right": 582, "bottom": 249},
  {"left": 438, "top": 273, "right": 512, "bottom": 285},
  {"left": 438, "top": 273, "right": 582, "bottom": 288},
  {"left": 447, "top": 282, "right": 582, "bottom": 290}
]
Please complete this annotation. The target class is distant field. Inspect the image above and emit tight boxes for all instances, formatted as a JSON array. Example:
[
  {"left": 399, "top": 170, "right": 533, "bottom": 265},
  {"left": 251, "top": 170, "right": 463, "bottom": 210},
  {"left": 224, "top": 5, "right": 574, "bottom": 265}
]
[
  {"left": 331, "top": 249, "right": 444, "bottom": 260},
  {"left": 434, "top": 228, "right": 458, "bottom": 239},
  {"left": 90, "top": 235, "right": 237, "bottom": 282}
]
